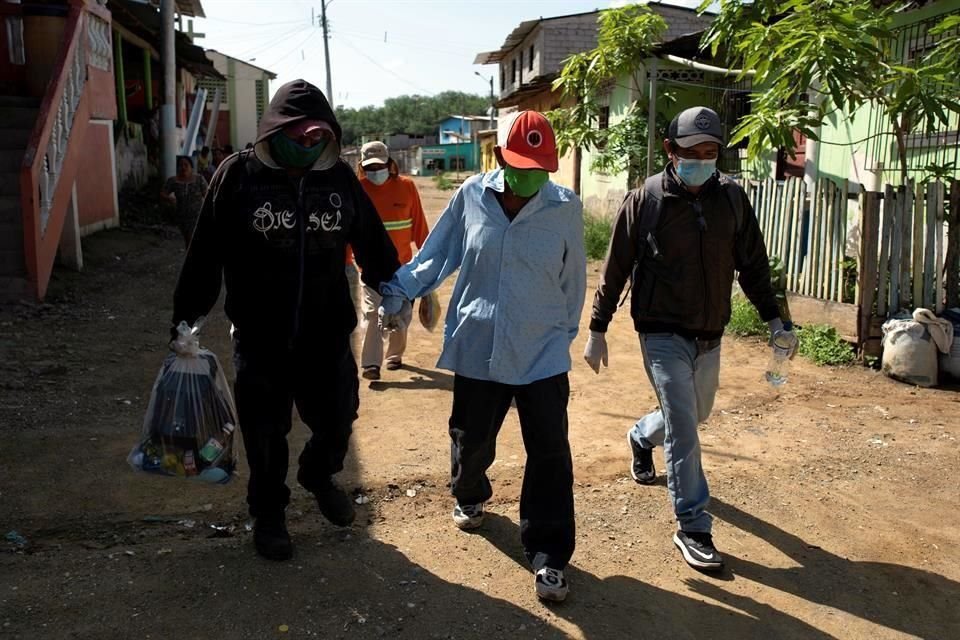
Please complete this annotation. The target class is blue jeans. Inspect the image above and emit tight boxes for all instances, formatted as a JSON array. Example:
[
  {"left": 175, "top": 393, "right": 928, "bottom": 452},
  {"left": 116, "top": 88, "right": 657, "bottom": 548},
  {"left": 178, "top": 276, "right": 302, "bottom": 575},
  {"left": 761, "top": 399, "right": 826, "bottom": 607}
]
[{"left": 629, "top": 333, "right": 721, "bottom": 533}]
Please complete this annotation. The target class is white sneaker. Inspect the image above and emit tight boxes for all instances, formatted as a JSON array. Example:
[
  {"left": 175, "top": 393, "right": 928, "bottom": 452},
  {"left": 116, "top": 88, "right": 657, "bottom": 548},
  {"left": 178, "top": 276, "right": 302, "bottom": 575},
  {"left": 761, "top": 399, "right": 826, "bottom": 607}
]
[
  {"left": 535, "top": 567, "right": 569, "bottom": 602},
  {"left": 452, "top": 503, "right": 484, "bottom": 530}
]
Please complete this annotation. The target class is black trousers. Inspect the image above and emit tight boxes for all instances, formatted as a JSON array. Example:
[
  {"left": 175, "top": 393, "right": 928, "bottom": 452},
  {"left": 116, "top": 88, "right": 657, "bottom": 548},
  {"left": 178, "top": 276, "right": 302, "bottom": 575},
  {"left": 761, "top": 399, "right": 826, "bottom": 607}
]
[
  {"left": 449, "top": 373, "right": 575, "bottom": 569},
  {"left": 233, "top": 337, "right": 358, "bottom": 519}
]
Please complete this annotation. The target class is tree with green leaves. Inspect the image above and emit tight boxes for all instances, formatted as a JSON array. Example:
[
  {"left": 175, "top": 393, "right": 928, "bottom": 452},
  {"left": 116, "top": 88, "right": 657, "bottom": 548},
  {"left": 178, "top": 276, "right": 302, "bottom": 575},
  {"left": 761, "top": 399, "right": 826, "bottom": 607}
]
[
  {"left": 547, "top": 5, "right": 670, "bottom": 183},
  {"left": 335, "top": 91, "right": 490, "bottom": 145},
  {"left": 701, "top": 0, "right": 960, "bottom": 184}
]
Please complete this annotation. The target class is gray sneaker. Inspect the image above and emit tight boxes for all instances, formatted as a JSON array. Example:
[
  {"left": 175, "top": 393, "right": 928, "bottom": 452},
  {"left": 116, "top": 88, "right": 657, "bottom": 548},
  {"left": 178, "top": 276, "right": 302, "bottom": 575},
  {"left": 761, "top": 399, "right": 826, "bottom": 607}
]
[
  {"left": 452, "top": 502, "right": 484, "bottom": 530},
  {"left": 628, "top": 430, "right": 656, "bottom": 484}
]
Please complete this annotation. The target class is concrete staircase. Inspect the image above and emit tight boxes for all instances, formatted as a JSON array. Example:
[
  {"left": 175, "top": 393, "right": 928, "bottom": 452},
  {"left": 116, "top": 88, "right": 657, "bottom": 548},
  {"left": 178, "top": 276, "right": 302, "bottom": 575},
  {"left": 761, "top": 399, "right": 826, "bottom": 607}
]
[{"left": 0, "top": 95, "right": 39, "bottom": 301}]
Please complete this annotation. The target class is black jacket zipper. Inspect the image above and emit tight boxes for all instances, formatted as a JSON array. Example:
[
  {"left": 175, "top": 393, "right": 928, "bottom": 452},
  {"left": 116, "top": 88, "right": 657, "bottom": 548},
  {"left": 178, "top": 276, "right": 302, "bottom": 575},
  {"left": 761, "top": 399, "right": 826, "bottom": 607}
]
[{"left": 291, "top": 176, "right": 307, "bottom": 349}]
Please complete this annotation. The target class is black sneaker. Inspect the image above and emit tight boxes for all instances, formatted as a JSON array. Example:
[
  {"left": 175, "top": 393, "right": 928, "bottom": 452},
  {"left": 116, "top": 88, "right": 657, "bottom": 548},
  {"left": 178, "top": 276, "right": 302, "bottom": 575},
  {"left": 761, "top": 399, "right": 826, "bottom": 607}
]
[
  {"left": 627, "top": 430, "right": 656, "bottom": 484},
  {"left": 362, "top": 366, "right": 381, "bottom": 381},
  {"left": 253, "top": 517, "right": 293, "bottom": 561},
  {"left": 673, "top": 531, "right": 724, "bottom": 571},
  {"left": 314, "top": 479, "right": 356, "bottom": 527},
  {"left": 385, "top": 359, "right": 403, "bottom": 371}
]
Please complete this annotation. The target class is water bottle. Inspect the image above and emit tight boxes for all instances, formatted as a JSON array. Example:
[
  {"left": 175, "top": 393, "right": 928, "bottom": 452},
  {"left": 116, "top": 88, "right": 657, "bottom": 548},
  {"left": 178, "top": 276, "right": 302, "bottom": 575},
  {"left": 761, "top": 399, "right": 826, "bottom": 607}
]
[{"left": 765, "top": 321, "right": 795, "bottom": 387}]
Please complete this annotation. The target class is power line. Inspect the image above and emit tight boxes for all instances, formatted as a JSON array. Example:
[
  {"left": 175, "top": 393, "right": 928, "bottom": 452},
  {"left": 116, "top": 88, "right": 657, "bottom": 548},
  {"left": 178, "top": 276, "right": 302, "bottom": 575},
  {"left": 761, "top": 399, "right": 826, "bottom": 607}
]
[
  {"left": 334, "top": 29, "right": 478, "bottom": 56},
  {"left": 262, "top": 28, "right": 319, "bottom": 69},
  {"left": 200, "top": 17, "right": 305, "bottom": 26},
  {"left": 230, "top": 24, "right": 313, "bottom": 60},
  {"left": 335, "top": 33, "right": 434, "bottom": 95}
]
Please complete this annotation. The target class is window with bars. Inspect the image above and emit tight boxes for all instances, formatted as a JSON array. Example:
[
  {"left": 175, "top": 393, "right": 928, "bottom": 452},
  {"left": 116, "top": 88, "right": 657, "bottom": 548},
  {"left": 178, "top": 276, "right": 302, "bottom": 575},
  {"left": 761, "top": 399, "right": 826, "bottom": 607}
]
[
  {"left": 197, "top": 77, "right": 228, "bottom": 108},
  {"left": 255, "top": 79, "right": 266, "bottom": 124},
  {"left": 863, "top": 10, "right": 960, "bottom": 176}
]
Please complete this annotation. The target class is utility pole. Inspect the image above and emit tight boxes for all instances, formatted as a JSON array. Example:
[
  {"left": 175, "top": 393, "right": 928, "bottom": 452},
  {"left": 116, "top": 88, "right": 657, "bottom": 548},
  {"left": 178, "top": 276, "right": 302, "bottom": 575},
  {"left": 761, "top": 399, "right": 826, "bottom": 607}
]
[
  {"left": 474, "top": 71, "right": 495, "bottom": 130},
  {"left": 320, "top": 1, "right": 333, "bottom": 103},
  {"left": 160, "top": 0, "right": 176, "bottom": 181}
]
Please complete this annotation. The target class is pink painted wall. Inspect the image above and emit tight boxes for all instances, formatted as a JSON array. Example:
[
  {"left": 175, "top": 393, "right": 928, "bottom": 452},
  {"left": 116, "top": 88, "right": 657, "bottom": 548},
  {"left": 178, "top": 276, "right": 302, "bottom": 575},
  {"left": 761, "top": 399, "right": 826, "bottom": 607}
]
[{"left": 76, "top": 123, "right": 116, "bottom": 228}]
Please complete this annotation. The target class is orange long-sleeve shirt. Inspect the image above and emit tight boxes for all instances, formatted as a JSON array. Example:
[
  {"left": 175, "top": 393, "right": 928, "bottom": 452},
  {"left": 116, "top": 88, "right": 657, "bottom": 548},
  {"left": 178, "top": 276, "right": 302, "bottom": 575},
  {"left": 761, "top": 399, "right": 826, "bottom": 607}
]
[{"left": 349, "top": 175, "right": 428, "bottom": 266}]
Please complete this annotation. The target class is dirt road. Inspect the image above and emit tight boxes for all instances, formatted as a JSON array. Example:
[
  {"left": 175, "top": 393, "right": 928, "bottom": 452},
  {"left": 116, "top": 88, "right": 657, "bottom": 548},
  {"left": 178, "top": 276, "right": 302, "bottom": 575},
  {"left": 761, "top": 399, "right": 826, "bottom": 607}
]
[{"left": 1, "top": 177, "right": 958, "bottom": 639}]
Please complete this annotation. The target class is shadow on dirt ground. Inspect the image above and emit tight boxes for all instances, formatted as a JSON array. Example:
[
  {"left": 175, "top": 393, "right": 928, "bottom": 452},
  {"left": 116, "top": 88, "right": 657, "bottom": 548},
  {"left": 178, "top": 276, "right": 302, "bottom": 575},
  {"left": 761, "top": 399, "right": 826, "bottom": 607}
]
[{"left": 472, "top": 513, "right": 834, "bottom": 639}]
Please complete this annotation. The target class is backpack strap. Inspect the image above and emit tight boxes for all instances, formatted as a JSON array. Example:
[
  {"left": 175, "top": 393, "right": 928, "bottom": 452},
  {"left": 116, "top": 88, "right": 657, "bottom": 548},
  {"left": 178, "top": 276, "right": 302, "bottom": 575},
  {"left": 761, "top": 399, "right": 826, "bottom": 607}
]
[
  {"left": 617, "top": 174, "right": 666, "bottom": 308},
  {"left": 638, "top": 174, "right": 665, "bottom": 261},
  {"left": 717, "top": 173, "right": 745, "bottom": 236}
]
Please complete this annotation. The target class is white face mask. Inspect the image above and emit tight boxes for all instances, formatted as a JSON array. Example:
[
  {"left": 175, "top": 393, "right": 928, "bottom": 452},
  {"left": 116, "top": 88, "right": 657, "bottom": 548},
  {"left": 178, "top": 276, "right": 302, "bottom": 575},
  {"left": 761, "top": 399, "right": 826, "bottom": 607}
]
[{"left": 366, "top": 169, "right": 389, "bottom": 185}]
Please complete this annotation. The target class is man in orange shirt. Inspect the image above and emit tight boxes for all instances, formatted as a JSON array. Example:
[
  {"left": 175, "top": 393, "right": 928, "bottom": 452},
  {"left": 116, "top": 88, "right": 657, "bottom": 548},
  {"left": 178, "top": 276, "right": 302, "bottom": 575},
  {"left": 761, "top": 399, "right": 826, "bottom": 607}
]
[{"left": 355, "top": 141, "right": 429, "bottom": 380}]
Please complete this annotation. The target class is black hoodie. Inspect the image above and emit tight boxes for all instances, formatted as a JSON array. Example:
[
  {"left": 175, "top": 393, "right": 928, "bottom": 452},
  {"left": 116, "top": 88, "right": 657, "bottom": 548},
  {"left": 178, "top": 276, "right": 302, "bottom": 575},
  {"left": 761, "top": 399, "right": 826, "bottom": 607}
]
[{"left": 171, "top": 80, "right": 400, "bottom": 352}]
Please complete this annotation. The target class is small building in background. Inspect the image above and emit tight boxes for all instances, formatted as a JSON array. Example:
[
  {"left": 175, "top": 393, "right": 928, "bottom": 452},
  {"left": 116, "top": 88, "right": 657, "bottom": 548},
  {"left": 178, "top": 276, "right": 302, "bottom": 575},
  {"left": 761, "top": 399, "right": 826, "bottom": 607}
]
[
  {"left": 200, "top": 51, "right": 276, "bottom": 150},
  {"left": 417, "top": 115, "right": 488, "bottom": 174}
]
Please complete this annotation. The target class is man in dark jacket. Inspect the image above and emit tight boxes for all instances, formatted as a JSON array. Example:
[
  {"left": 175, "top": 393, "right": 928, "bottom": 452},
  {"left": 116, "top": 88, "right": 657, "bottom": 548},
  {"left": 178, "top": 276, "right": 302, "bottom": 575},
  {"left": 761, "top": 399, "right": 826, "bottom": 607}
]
[
  {"left": 171, "top": 80, "right": 401, "bottom": 561},
  {"left": 583, "top": 107, "right": 797, "bottom": 571}
]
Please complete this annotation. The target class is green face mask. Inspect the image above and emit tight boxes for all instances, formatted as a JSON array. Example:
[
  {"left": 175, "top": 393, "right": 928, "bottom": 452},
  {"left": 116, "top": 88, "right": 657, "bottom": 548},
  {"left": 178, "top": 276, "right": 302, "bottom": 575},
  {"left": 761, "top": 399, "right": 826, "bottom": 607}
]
[
  {"left": 269, "top": 133, "right": 327, "bottom": 169},
  {"left": 503, "top": 166, "right": 549, "bottom": 198}
]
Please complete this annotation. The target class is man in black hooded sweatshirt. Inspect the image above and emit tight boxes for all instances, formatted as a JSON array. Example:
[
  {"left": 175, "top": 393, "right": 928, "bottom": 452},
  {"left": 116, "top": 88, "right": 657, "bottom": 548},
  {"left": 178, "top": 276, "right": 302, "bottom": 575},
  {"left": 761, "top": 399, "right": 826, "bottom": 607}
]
[{"left": 171, "top": 80, "right": 402, "bottom": 560}]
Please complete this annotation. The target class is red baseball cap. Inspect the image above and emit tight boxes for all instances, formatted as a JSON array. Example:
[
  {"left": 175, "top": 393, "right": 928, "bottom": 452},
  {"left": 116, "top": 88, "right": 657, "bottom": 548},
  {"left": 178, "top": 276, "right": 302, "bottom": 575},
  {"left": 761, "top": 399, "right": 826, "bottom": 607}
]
[{"left": 497, "top": 110, "right": 558, "bottom": 172}]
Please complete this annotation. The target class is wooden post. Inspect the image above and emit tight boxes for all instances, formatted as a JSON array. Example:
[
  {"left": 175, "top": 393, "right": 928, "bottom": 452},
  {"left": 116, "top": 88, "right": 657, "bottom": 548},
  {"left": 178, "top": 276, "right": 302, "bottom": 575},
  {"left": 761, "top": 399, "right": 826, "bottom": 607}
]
[
  {"left": 912, "top": 182, "right": 925, "bottom": 310},
  {"left": 857, "top": 189, "right": 881, "bottom": 353},
  {"left": 817, "top": 178, "right": 831, "bottom": 299},
  {"left": 790, "top": 179, "right": 805, "bottom": 291},
  {"left": 899, "top": 180, "right": 914, "bottom": 310},
  {"left": 934, "top": 181, "right": 946, "bottom": 313},
  {"left": 878, "top": 185, "right": 895, "bottom": 317},
  {"left": 945, "top": 180, "right": 960, "bottom": 309},
  {"left": 924, "top": 182, "right": 940, "bottom": 310},
  {"left": 889, "top": 186, "right": 903, "bottom": 314}
]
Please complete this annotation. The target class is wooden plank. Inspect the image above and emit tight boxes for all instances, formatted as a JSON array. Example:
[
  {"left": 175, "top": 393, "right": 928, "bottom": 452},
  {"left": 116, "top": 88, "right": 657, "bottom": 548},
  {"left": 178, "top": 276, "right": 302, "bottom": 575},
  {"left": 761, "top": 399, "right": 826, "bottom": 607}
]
[
  {"left": 783, "top": 179, "right": 798, "bottom": 288},
  {"left": 787, "top": 292, "right": 859, "bottom": 343},
  {"left": 801, "top": 181, "right": 814, "bottom": 296},
  {"left": 899, "top": 180, "right": 914, "bottom": 310},
  {"left": 817, "top": 178, "right": 831, "bottom": 299},
  {"left": 828, "top": 179, "right": 839, "bottom": 301},
  {"left": 877, "top": 185, "right": 894, "bottom": 317},
  {"left": 783, "top": 179, "right": 795, "bottom": 289},
  {"left": 946, "top": 180, "right": 960, "bottom": 309},
  {"left": 823, "top": 179, "right": 835, "bottom": 301},
  {"left": 889, "top": 186, "right": 903, "bottom": 314},
  {"left": 857, "top": 189, "right": 881, "bottom": 351},
  {"left": 772, "top": 181, "right": 784, "bottom": 262},
  {"left": 924, "top": 182, "right": 939, "bottom": 309},
  {"left": 912, "top": 182, "right": 925, "bottom": 311},
  {"left": 791, "top": 180, "right": 806, "bottom": 291},
  {"left": 804, "top": 179, "right": 817, "bottom": 296},
  {"left": 809, "top": 179, "right": 822, "bottom": 297},
  {"left": 934, "top": 181, "right": 946, "bottom": 313},
  {"left": 839, "top": 180, "right": 850, "bottom": 302},
  {"left": 763, "top": 178, "right": 775, "bottom": 246},
  {"left": 818, "top": 179, "right": 830, "bottom": 298}
]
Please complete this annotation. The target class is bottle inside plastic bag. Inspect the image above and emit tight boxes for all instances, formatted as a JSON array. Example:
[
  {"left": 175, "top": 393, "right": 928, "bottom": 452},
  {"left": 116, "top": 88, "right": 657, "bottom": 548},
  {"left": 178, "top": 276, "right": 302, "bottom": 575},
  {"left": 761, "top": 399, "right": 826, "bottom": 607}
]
[{"left": 128, "top": 318, "right": 238, "bottom": 483}]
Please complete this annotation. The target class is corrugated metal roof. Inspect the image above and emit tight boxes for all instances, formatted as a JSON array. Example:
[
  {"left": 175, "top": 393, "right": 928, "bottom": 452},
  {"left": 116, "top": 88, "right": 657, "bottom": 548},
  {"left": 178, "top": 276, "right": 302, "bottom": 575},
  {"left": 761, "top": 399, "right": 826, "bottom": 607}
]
[{"left": 474, "top": 4, "right": 714, "bottom": 66}]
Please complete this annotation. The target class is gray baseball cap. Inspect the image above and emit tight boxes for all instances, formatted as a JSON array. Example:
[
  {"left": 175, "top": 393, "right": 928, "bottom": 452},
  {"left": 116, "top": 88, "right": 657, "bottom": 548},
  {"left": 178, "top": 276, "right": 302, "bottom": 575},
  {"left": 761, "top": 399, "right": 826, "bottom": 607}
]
[
  {"left": 668, "top": 107, "right": 724, "bottom": 148},
  {"left": 360, "top": 141, "right": 389, "bottom": 166}
]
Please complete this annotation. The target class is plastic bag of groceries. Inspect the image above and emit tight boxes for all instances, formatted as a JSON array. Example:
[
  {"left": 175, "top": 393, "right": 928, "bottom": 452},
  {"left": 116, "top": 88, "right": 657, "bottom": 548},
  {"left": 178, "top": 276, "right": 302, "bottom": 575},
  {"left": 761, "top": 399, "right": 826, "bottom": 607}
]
[
  {"left": 128, "top": 319, "right": 238, "bottom": 483},
  {"left": 418, "top": 291, "right": 442, "bottom": 332}
]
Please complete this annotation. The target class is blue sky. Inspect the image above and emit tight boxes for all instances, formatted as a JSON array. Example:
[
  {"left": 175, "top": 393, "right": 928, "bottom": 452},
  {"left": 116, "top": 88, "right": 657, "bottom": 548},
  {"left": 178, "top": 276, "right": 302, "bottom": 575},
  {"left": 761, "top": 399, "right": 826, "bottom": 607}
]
[{"left": 194, "top": 0, "right": 704, "bottom": 108}]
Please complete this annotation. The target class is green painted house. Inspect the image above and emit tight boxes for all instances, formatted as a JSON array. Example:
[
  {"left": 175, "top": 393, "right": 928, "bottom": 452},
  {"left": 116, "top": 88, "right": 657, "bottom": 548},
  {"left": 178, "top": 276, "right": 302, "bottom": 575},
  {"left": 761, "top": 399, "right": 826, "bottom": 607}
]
[{"left": 806, "top": 0, "right": 960, "bottom": 189}]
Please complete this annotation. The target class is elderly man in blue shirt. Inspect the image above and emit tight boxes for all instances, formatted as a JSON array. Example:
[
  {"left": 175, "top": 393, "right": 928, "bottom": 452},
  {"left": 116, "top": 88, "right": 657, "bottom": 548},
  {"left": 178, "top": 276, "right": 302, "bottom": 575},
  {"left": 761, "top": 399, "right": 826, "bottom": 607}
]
[{"left": 378, "top": 110, "right": 586, "bottom": 602}]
